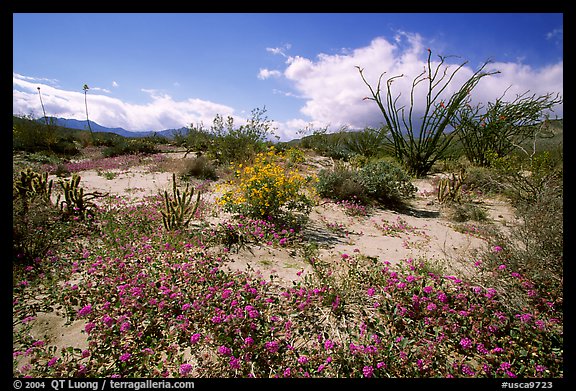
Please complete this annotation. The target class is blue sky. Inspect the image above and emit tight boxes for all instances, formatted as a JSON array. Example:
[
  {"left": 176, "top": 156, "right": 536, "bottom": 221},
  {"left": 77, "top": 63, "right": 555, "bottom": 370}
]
[{"left": 13, "top": 13, "right": 563, "bottom": 141}]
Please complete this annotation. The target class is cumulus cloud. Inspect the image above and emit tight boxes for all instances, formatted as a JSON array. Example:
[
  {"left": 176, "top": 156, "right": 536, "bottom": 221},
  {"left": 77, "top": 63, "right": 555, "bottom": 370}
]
[
  {"left": 13, "top": 72, "right": 236, "bottom": 132},
  {"left": 271, "top": 34, "right": 563, "bottom": 140},
  {"left": 257, "top": 68, "right": 282, "bottom": 80}
]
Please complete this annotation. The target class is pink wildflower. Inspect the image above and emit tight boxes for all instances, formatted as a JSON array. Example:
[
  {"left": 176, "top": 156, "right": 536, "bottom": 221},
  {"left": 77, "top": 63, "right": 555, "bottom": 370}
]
[{"left": 180, "top": 363, "right": 193, "bottom": 375}]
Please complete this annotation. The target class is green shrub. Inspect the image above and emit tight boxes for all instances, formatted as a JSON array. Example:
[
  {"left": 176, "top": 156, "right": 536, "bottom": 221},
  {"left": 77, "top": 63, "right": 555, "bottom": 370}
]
[
  {"left": 13, "top": 115, "right": 79, "bottom": 156},
  {"left": 179, "top": 156, "right": 218, "bottom": 181},
  {"left": 316, "top": 159, "right": 416, "bottom": 207},
  {"left": 448, "top": 202, "right": 489, "bottom": 222},
  {"left": 102, "top": 139, "right": 160, "bottom": 157},
  {"left": 316, "top": 162, "right": 368, "bottom": 204},
  {"left": 206, "top": 107, "right": 274, "bottom": 165},
  {"left": 358, "top": 160, "right": 417, "bottom": 206}
]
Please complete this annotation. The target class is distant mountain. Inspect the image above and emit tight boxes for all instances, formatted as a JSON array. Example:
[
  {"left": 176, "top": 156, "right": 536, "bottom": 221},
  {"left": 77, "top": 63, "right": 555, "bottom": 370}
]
[{"left": 39, "top": 117, "right": 188, "bottom": 139}]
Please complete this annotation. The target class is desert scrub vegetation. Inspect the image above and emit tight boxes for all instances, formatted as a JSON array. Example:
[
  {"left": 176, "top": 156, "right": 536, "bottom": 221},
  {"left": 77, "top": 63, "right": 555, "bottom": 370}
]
[
  {"left": 218, "top": 147, "right": 315, "bottom": 227},
  {"left": 316, "top": 159, "right": 417, "bottom": 208},
  {"left": 178, "top": 155, "right": 218, "bottom": 181},
  {"left": 175, "top": 106, "right": 276, "bottom": 166},
  {"left": 12, "top": 147, "right": 564, "bottom": 378},
  {"left": 13, "top": 208, "right": 563, "bottom": 378},
  {"left": 12, "top": 76, "right": 563, "bottom": 378}
]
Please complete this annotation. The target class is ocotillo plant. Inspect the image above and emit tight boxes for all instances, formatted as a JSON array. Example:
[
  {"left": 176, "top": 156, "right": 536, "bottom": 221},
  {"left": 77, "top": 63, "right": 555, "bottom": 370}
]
[
  {"left": 452, "top": 89, "right": 562, "bottom": 167},
  {"left": 161, "top": 173, "right": 202, "bottom": 231},
  {"left": 358, "top": 49, "right": 499, "bottom": 177},
  {"left": 57, "top": 173, "right": 106, "bottom": 220}
]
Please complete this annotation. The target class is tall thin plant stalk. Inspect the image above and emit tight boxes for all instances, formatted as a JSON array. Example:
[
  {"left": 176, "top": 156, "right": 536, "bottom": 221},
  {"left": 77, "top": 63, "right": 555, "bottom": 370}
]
[
  {"left": 37, "top": 87, "right": 49, "bottom": 126},
  {"left": 83, "top": 84, "right": 94, "bottom": 140}
]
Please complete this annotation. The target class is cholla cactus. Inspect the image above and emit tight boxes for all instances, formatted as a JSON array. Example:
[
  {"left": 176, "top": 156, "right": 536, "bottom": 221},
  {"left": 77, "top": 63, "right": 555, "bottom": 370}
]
[
  {"left": 57, "top": 173, "right": 106, "bottom": 220},
  {"left": 161, "top": 173, "right": 201, "bottom": 231},
  {"left": 14, "top": 168, "right": 54, "bottom": 204},
  {"left": 437, "top": 168, "right": 466, "bottom": 204}
]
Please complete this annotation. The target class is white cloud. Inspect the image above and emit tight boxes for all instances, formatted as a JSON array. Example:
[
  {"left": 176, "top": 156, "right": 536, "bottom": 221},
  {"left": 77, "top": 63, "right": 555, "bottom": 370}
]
[
  {"left": 266, "top": 43, "right": 291, "bottom": 58},
  {"left": 13, "top": 74, "right": 237, "bottom": 132},
  {"left": 257, "top": 68, "right": 282, "bottom": 80},
  {"left": 546, "top": 27, "right": 563, "bottom": 41},
  {"left": 268, "top": 34, "right": 563, "bottom": 141},
  {"left": 13, "top": 72, "right": 59, "bottom": 85},
  {"left": 91, "top": 86, "right": 112, "bottom": 94}
]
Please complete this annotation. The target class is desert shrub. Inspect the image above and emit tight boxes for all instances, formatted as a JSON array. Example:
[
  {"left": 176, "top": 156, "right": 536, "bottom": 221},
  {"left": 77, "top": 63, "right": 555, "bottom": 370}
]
[
  {"left": 300, "top": 126, "right": 352, "bottom": 160},
  {"left": 181, "top": 125, "right": 213, "bottom": 156},
  {"left": 316, "top": 160, "right": 416, "bottom": 208},
  {"left": 102, "top": 139, "right": 160, "bottom": 157},
  {"left": 91, "top": 132, "right": 125, "bottom": 147},
  {"left": 218, "top": 147, "right": 314, "bottom": 224},
  {"left": 343, "top": 127, "right": 390, "bottom": 159},
  {"left": 359, "top": 160, "right": 417, "bottom": 206},
  {"left": 179, "top": 156, "right": 218, "bottom": 181},
  {"left": 316, "top": 162, "right": 368, "bottom": 204},
  {"left": 461, "top": 164, "right": 504, "bottom": 195},
  {"left": 13, "top": 169, "right": 67, "bottom": 263},
  {"left": 13, "top": 194, "right": 64, "bottom": 264},
  {"left": 13, "top": 115, "right": 79, "bottom": 156},
  {"left": 453, "top": 90, "right": 562, "bottom": 167},
  {"left": 489, "top": 150, "right": 562, "bottom": 206},
  {"left": 486, "top": 171, "right": 562, "bottom": 305},
  {"left": 284, "top": 147, "right": 306, "bottom": 167},
  {"left": 447, "top": 202, "right": 489, "bottom": 222},
  {"left": 206, "top": 107, "right": 274, "bottom": 165}
]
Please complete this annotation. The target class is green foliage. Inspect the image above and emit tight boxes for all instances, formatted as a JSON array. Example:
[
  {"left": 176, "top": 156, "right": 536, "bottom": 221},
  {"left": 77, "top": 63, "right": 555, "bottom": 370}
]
[
  {"left": 161, "top": 173, "right": 202, "bottom": 231},
  {"left": 316, "top": 159, "right": 416, "bottom": 207},
  {"left": 358, "top": 50, "right": 499, "bottom": 177},
  {"left": 489, "top": 150, "right": 562, "bottom": 206},
  {"left": 13, "top": 115, "right": 80, "bottom": 156},
  {"left": 358, "top": 160, "right": 417, "bottom": 205},
  {"left": 102, "top": 138, "right": 160, "bottom": 157},
  {"left": 453, "top": 89, "right": 562, "bottom": 166},
  {"left": 299, "top": 125, "right": 352, "bottom": 160},
  {"left": 205, "top": 106, "right": 275, "bottom": 165},
  {"left": 13, "top": 195, "right": 60, "bottom": 264},
  {"left": 448, "top": 202, "right": 488, "bottom": 222},
  {"left": 218, "top": 148, "right": 314, "bottom": 225},
  {"left": 56, "top": 174, "right": 106, "bottom": 220},
  {"left": 316, "top": 162, "right": 367, "bottom": 203},
  {"left": 176, "top": 123, "right": 213, "bottom": 157},
  {"left": 12, "top": 168, "right": 74, "bottom": 263},
  {"left": 343, "top": 127, "right": 391, "bottom": 159}
]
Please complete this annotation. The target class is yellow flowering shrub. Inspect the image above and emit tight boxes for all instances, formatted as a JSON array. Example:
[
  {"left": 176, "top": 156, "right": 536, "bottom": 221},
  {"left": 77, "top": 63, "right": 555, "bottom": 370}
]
[{"left": 218, "top": 147, "right": 315, "bottom": 221}]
